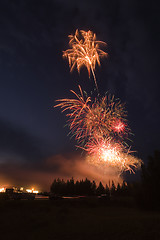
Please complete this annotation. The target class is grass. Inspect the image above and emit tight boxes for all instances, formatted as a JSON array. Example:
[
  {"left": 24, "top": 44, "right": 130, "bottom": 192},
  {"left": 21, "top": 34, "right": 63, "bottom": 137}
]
[{"left": 0, "top": 199, "right": 160, "bottom": 240}]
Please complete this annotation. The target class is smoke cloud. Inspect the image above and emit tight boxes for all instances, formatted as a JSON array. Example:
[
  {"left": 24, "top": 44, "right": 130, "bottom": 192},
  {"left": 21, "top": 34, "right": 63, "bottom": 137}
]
[{"left": 0, "top": 153, "right": 123, "bottom": 191}]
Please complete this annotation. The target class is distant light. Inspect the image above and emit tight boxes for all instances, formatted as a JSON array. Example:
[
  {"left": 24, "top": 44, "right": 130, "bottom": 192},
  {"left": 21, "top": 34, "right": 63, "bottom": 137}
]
[
  {"left": 33, "top": 190, "right": 38, "bottom": 194},
  {"left": 0, "top": 187, "right": 5, "bottom": 192},
  {"left": 26, "top": 188, "right": 39, "bottom": 194},
  {"left": 26, "top": 189, "right": 32, "bottom": 193}
]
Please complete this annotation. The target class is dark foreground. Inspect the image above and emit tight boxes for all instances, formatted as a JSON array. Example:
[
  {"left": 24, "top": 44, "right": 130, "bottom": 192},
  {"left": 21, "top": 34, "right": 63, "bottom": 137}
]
[{"left": 0, "top": 198, "right": 160, "bottom": 240}]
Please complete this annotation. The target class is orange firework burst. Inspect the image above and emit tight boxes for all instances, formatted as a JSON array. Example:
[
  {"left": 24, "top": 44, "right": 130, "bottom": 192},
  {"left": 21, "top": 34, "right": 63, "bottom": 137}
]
[
  {"left": 55, "top": 87, "right": 130, "bottom": 147},
  {"left": 85, "top": 138, "right": 141, "bottom": 173},
  {"left": 63, "top": 29, "right": 107, "bottom": 90}
]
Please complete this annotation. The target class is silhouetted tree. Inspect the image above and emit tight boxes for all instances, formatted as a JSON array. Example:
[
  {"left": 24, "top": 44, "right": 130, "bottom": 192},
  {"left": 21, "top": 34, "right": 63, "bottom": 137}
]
[
  {"left": 116, "top": 183, "right": 121, "bottom": 195},
  {"left": 69, "top": 177, "right": 75, "bottom": 195},
  {"left": 50, "top": 178, "right": 64, "bottom": 195},
  {"left": 82, "top": 178, "right": 92, "bottom": 195},
  {"left": 105, "top": 183, "right": 110, "bottom": 195},
  {"left": 51, "top": 178, "right": 129, "bottom": 198},
  {"left": 75, "top": 180, "right": 80, "bottom": 195},
  {"left": 140, "top": 150, "right": 160, "bottom": 208},
  {"left": 91, "top": 181, "right": 97, "bottom": 195},
  {"left": 121, "top": 181, "right": 128, "bottom": 196},
  {"left": 96, "top": 182, "right": 105, "bottom": 195},
  {"left": 110, "top": 181, "right": 116, "bottom": 196},
  {"left": 79, "top": 179, "right": 84, "bottom": 195}
]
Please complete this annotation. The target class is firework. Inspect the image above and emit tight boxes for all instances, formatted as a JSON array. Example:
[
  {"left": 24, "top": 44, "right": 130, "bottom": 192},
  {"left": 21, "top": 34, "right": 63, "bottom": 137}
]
[
  {"left": 55, "top": 85, "right": 132, "bottom": 162},
  {"left": 84, "top": 94, "right": 129, "bottom": 143},
  {"left": 55, "top": 30, "right": 142, "bottom": 175},
  {"left": 85, "top": 138, "right": 141, "bottom": 173},
  {"left": 111, "top": 119, "right": 126, "bottom": 134},
  {"left": 55, "top": 87, "right": 129, "bottom": 146},
  {"left": 63, "top": 29, "right": 107, "bottom": 90}
]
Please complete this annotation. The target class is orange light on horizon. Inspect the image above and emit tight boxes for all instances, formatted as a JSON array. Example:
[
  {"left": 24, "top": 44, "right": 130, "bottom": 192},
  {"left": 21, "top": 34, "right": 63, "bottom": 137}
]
[
  {"left": 33, "top": 190, "right": 38, "bottom": 194},
  {"left": 26, "top": 188, "right": 39, "bottom": 194},
  {"left": 0, "top": 187, "right": 5, "bottom": 193}
]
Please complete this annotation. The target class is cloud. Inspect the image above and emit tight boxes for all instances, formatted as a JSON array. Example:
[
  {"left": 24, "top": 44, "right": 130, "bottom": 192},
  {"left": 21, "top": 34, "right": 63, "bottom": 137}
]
[{"left": 0, "top": 152, "right": 123, "bottom": 191}]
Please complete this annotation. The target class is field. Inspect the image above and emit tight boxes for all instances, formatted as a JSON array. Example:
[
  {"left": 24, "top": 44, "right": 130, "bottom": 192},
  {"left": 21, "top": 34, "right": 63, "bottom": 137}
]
[{"left": 0, "top": 198, "right": 160, "bottom": 240}]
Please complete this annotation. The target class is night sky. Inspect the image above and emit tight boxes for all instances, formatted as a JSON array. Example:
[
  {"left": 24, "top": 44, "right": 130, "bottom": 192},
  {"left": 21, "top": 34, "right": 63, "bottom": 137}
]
[{"left": 0, "top": 0, "right": 159, "bottom": 190}]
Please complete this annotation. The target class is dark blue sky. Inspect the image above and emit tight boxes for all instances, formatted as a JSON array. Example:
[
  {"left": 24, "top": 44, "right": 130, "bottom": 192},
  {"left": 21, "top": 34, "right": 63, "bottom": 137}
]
[{"left": 0, "top": 0, "right": 159, "bottom": 186}]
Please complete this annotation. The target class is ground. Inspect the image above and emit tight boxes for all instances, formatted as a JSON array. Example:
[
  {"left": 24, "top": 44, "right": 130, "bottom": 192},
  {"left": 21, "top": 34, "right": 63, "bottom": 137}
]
[{"left": 0, "top": 198, "right": 160, "bottom": 240}]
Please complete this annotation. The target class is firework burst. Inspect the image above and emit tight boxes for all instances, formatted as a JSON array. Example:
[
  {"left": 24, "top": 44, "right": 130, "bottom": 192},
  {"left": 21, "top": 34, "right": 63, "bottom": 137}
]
[
  {"left": 84, "top": 94, "right": 129, "bottom": 142},
  {"left": 55, "top": 87, "right": 130, "bottom": 146},
  {"left": 63, "top": 29, "right": 107, "bottom": 90},
  {"left": 85, "top": 137, "right": 141, "bottom": 173}
]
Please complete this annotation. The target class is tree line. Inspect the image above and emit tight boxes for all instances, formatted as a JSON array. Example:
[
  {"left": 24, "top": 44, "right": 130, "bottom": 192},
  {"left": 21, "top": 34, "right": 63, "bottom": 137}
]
[
  {"left": 50, "top": 178, "right": 128, "bottom": 196},
  {"left": 50, "top": 151, "right": 160, "bottom": 209}
]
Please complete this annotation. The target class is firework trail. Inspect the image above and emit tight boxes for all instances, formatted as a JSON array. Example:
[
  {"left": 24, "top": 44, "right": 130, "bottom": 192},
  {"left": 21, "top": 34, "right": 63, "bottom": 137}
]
[
  {"left": 55, "top": 85, "right": 91, "bottom": 144},
  {"left": 63, "top": 29, "right": 107, "bottom": 90}
]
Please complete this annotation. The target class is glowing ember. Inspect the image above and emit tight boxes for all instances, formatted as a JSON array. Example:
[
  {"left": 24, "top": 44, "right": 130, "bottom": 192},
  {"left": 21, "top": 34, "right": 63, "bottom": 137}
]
[{"left": 112, "top": 119, "right": 126, "bottom": 133}]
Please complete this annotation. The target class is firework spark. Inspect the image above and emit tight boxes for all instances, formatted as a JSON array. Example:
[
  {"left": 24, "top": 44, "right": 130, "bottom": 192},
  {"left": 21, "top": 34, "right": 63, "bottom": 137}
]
[
  {"left": 63, "top": 29, "right": 107, "bottom": 90},
  {"left": 112, "top": 119, "right": 126, "bottom": 134}
]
